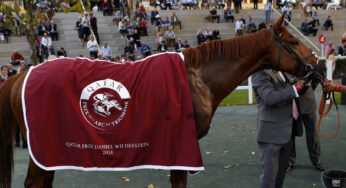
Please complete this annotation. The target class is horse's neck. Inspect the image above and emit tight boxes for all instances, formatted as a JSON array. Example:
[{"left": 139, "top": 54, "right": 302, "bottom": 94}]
[{"left": 185, "top": 33, "right": 272, "bottom": 109}]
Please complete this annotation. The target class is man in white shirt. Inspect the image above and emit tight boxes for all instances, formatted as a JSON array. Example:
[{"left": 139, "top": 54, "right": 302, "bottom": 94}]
[
  {"left": 87, "top": 35, "right": 99, "bottom": 59},
  {"left": 235, "top": 17, "right": 244, "bottom": 37},
  {"left": 164, "top": 26, "right": 176, "bottom": 47},
  {"left": 281, "top": 3, "right": 291, "bottom": 25},
  {"left": 82, "top": 13, "right": 90, "bottom": 42},
  {"left": 100, "top": 41, "right": 112, "bottom": 60},
  {"left": 41, "top": 32, "right": 53, "bottom": 59}
]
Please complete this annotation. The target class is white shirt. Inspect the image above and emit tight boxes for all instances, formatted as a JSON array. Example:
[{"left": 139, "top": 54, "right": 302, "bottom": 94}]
[
  {"left": 281, "top": 6, "right": 290, "bottom": 17},
  {"left": 92, "top": 6, "right": 98, "bottom": 12},
  {"left": 87, "top": 40, "right": 98, "bottom": 52},
  {"left": 82, "top": 17, "right": 89, "bottom": 27},
  {"left": 118, "top": 22, "right": 125, "bottom": 32},
  {"left": 235, "top": 20, "right": 244, "bottom": 31},
  {"left": 41, "top": 37, "right": 52, "bottom": 47},
  {"left": 265, "top": 2, "right": 272, "bottom": 10}
]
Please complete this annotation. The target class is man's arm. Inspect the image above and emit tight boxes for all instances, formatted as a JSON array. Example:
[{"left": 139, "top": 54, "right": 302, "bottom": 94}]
[{"left": 323, "top": 80, "right": 346, "bottom": 94}]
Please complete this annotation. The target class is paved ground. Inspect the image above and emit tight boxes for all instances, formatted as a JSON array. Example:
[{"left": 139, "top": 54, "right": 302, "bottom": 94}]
[{"left": 12, "top": 91, "right": 346, "bottom": 188}]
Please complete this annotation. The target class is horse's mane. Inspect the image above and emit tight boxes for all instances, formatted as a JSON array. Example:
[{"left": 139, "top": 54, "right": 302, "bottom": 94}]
[{"left": 183, "top": 29, "right": 273, "bottom": 67}]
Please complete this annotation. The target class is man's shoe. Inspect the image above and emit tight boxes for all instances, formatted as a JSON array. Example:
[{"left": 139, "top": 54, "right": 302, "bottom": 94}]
[
  {"left": 287, "top": 162, "right": 294, "bottom": 172},
  {"left": 313, "top": 161, "right": 327, "bottom": 171}
]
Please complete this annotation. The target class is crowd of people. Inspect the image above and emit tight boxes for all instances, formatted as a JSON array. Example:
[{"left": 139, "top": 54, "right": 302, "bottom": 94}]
[{"left": 1, "top": 0, "right": 342, "bottom": 64}]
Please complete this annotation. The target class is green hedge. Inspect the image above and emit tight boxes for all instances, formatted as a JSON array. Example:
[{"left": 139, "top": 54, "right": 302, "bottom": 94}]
[{"left": 319, "top": 58, "right": 346, "bottom": 79}]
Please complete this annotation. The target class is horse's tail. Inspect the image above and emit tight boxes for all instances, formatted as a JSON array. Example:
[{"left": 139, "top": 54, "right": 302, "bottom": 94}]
[{"left": 0, "top": 76, "right": 19, "bottom": 188}]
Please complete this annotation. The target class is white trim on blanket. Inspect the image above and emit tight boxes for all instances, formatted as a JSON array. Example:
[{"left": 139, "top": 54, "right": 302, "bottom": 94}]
[{"left": 21, "top": 53, "right": 202, "bottom": 172}]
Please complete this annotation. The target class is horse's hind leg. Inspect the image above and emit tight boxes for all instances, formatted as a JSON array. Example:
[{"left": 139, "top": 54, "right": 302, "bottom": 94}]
[
  {"left": 24, "top": 158, "right": 55, "bottom": 188},
  {"left": 170, "top": 170, "right": 187, "bottom": 188}
]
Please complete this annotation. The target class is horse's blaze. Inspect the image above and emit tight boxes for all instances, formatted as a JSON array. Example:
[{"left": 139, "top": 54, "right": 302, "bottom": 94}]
[{"left": 80, "top": 79, "right": 130, "bottom": 131}]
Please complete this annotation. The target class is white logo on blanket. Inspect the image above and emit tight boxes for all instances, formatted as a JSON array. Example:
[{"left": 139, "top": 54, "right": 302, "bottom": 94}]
[{"left": 80, "top": 79, "right": 130, "bottom": 130}]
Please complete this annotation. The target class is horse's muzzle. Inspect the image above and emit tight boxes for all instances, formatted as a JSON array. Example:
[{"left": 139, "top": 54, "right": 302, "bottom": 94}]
[{"left": 306, "top": 63, "right": 326, "bottom": 84}]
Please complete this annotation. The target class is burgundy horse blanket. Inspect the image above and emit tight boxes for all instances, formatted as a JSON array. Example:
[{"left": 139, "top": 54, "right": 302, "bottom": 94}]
[{"left": 22, "top": 53, "right": 204, "bottom": 171}]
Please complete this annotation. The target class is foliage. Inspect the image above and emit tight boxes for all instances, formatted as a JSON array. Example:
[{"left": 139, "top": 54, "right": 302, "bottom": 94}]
[
  {"left": 0, "top": 0, "right": 85, "bottom": 64},
  {"left": 319, "top": 58, "right": 346, "bottom": 79}
]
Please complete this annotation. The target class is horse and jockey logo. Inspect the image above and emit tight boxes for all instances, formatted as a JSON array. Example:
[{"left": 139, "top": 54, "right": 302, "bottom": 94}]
[
  {"left": 92, "top": 93, "right": 123, "bottom": 117},
  {"left": 80, "top": 79, "right": 130, "bottom": 130}
]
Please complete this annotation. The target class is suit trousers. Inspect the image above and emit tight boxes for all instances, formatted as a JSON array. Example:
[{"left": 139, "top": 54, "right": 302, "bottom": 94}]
[
  {"left": 290, "top": 114, "right": 320, "bottom": 165},
  {"left": 258, "top": 138, "right": 292, "bottom": 188}
]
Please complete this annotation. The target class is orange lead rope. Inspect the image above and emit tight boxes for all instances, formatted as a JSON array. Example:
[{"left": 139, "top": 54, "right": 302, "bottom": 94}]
[{"left": 317, "top": 79, "right": 341, "bottom": 140}]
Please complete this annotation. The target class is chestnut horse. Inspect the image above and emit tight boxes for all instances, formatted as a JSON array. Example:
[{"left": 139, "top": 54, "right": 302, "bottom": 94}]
[{"left": 0, "top": 15, "right": 324, "bottom": 188}]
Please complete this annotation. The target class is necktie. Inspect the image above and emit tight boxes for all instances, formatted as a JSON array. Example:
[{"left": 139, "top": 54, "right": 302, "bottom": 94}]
[{"left": 278, "top": 71, "right": 299, "bottom": 120}]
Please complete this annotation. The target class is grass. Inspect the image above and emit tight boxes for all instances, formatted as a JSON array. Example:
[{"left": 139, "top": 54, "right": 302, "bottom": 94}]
[
  {"left": 219, "top": 89, "right": 344, "bottom": 106},
  {"left": 220, "top": 91, "right": 256, "bottom": 106}
]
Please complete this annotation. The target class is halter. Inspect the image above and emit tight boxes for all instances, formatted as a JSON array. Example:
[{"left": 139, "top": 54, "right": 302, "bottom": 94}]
[{"left": 274, "top": 33, "right": 316, "bottom": 80}]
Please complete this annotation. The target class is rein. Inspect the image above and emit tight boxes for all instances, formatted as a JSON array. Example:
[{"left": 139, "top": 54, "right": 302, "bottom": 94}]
[
  {"left": 317, "top": 79, "right": 341, "bottom": 140},
  {"left": 274, "top": 33, "right": 315, "bottom": 79}
]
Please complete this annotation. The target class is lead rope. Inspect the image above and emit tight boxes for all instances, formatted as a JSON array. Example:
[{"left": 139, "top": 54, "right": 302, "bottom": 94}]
[{"left": 317, "top": 79, "right": 341, "bottom": 139}]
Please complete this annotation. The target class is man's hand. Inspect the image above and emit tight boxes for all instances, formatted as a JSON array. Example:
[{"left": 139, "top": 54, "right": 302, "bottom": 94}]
[
  {"left": 322, "top": 80, "right": 337, "bottom": 92},
  {"left": 296, "top": 80, "right": 307, "bottom": 89}
]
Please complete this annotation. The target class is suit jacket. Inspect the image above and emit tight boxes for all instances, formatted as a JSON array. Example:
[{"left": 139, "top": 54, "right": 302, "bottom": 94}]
[
  {"left": 298, "top": 84, "right": 317, "bottom": 116},
  {"left": 252, "top": 69, "right": 302, "bottom": 144},
  {"left": 48, "top": 24, "right": 57, "bottom": 32}
]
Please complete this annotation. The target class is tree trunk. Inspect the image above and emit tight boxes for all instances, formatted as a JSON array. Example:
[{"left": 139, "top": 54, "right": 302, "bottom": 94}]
[{"left": 25, "top": 0, "right": 38, "bottom": 65}]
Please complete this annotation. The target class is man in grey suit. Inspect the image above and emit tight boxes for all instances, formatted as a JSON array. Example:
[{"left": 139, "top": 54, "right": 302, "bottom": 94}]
[
  {"left": 288, "top": 85, "right": 327, "bottom": 171},
  {"left": 252, "top": 69, "right": 305, "bottom": 188}
]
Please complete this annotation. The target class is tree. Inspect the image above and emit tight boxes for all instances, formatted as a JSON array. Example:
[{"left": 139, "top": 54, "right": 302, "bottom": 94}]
[{"left": 0, "top": 0, "right": 84, "bottom": 65}]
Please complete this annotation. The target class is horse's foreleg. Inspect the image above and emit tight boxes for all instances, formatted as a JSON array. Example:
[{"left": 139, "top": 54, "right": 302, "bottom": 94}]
[
  {"left": 24, "top": 158, "right": 55, "bottom": 188},
  {"left": 170, "top": 170, "right": 187, "bottom": 188}
]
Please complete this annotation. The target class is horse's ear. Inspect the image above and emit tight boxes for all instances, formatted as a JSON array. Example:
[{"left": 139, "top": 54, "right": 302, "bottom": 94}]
[{"left": 273, "top": 12, "right": 286, "bottom": 34}]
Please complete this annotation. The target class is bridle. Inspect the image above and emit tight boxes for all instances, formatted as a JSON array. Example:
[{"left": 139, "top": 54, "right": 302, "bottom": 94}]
[
  {"left": 274, "top": 33, "right": 341, "bottom": 140},
  {"left": 274, "top": 33, "right": 316, "bottom": 80}
]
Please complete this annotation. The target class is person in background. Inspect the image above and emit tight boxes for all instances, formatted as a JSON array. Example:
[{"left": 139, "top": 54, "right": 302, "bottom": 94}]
[
  {"left": 197, "top": 29, "right": 206, "bottom": 44},
  {"left": 87, "top": 35, "right": 99, "bottom": 59},
  {"left": 82, "top": 13, "right": 90, "bottom": 42},
  {"left": 89, "top": 12, "right": 100, "bottom": 44},
  {"left": 48, "top": 20, "right": 58, "bottom": 41},
  {"left": 10, "top": 51, "right": 24, "bottom": 66},
  {"left": 288, "top": 82, "right": 327, "bottom": 172},
  {"left": 264, "top": 0, "right": 272, "bottom": 25},
  {"left": 165, "top": 26, "right": 176, "bottom": 47},
  {"left": 323, "top": 16, "right": 333, "bottom": 31},
  {"left": 140, "top": 42, "right": 152, "bottom": 57},
  {"left": 124, "top": 41, "right": 135, "bottom": 55},
  {"left": 76, "top": 16, "right": 84, "bottom": 46},
  {"left": 157, "top": 40, "right": 168, "bottom": 52},
  {"left": 258, "top": 21, "right": 267, "bottom": 31},
  {"left": 235, "top": 17, "right": 244, "bottom": 37},
  {"left": 325, "top": 41, "right": 336, "bottom": 58},
  {"left": 184, "top": 40, "right": 190, "bottom": 48},
  {"left": 338, "top": 37, "right": 346, "bottom": 56},
  {"left": 209, "top": 8, "right": 220, "bottom": 23},
  {"left": 56, "top": 47, "right": 67, "bottom": 57},
  {"left": 175, "top": 38, "right": 185, "bottom": 52},
  {"left": 0, "top": 66, "right": 8, "bottom": 85},
  {"left": 7, "top": 64, "right": 17, "bottom": 77},
  {"left": 281, "top": 3, "right": 291, "bottom": 26},
  {"left": 212, "top": 29, "right": 221, "bottom": 40},
  {"left": 253, "top": 0, "right": 258, "bottom": 9},
  {"left": 100, "top": 41, "right": 112, "bottom": 59},
  {"left": 312, "top": 11, "right": 319, "bottom": 26},
  {"left": 224, "top": 7, "right": 234, "bottom": 23},
  {"left": 151, "top": 8, "right": 159, "bottom": 25}
]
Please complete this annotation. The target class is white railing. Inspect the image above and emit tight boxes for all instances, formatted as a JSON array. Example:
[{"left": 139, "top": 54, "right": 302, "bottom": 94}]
[{"left": 235, "top": 77, "right": 253, "bottom": 104}]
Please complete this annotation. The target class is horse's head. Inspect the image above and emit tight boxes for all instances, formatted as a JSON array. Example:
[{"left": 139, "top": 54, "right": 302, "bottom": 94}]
[{"left": 268, "top": 13, "right": 325, "bottom": 83}]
